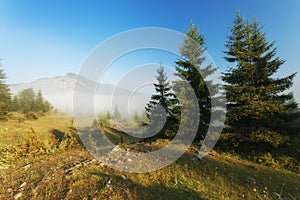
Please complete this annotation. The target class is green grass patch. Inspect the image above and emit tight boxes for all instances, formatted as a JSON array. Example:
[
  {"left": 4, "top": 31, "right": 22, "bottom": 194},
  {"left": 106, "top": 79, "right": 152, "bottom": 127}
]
[{"left": 0, "top": 114, "right": 299, "bottom": 199}]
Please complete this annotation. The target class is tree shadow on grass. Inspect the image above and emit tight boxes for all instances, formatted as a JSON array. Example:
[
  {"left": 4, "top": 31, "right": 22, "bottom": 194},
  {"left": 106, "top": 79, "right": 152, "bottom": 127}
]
[
  {"left": 51, "top": 128, "right": 85, "bottom": 148},
  {"left": 88, "top": 171, "right": 205, "bottom": 200},
  {"left": 52, "top": 129, "right": 65, "bottom": 142}
]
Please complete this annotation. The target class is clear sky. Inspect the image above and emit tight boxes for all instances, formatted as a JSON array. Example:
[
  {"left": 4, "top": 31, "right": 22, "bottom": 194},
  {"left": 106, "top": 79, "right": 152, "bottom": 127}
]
[{"left": 0, "top": 0, "right": 299, "bottom": 101}]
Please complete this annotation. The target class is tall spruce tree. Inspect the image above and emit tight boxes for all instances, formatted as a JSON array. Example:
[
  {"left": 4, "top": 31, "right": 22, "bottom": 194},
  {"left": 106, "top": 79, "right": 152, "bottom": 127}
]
[
  {"left": 175, "top": 22, "right": 219, "bottom": 140},
  {"left": 223, "top": 11, "right": 299, "bottom": 147},
  {"left": 145, "top": 65, "right": 177, "bottom": 137},
  {"left": 0, "top": 67, "right": 11, "bottom": 120}
]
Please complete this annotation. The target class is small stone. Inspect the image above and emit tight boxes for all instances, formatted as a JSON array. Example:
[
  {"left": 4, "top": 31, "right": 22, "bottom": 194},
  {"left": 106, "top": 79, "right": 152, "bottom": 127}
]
[
  {"left": 112, "top": 146, "right": 120, "bottom": 152},
  {"left": 13, "top": 192, "right": 22, "bottom": 199},
  {"left": 196, "top": 155, "right": 203, "bottom": 160},
  {"left": 64, "top": 169, "right": 72, "bottom": 174},
  {"left": 273, "top": 192, "right": 281, "bottom": 199},
  {"left": 22, "top": 164, "right": 31, "bottom": 169},
  {"left": 32, "top": 184, "right": 41, "bottom": 195},
  {"left": 105, "top": 179, "right": 112, "bottom": 187},
  {"left": 127, "top": 158, "right": 132, "bottom": 162},
  {"left": 121, "top": 175, "right": 127, "bottom": 180},
  {"left": 75, "top": 163, "right": 82, "bottom": 167},
  {"left": 7, "top": 188, "right": 13, "bottom": 193},
  {"left": 19, "top": 182, "right": 27, "bottom": 188}
]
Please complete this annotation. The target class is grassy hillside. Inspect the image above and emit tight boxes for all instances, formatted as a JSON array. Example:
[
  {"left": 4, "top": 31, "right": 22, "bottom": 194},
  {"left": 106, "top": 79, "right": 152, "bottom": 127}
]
[{"left": 0, "top": 114, "right": 299, "bottom": 200}]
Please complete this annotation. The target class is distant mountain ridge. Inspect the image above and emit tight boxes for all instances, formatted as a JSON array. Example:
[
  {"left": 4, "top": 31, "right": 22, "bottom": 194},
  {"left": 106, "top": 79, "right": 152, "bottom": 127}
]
[{"left": 9, "top": 73, "right": 149, "bottom": 114}]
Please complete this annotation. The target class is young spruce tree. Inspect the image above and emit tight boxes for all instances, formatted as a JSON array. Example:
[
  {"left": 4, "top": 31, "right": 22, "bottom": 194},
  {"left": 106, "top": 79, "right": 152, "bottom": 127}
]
[
  {"left": 175, "top": 22, "right": 219, "bottom": 141},
  {"left": 223, "top": 11, "right": 299, "bottom": 147},
  {"left": 145, "top": 65, "right": 177, "bottom": 138}
]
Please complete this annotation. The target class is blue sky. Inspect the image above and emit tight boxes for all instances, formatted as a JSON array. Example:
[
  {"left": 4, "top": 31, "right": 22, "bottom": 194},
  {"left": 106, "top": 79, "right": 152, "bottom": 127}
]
[{"left": 0, "top": 0, "right": 300, "bottom": 101}]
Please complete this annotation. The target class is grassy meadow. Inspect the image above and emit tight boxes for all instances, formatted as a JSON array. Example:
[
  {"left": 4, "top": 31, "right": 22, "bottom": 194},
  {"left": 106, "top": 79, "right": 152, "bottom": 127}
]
[{"left": 0, "top": 114, "right": 299, "bottom": 200}]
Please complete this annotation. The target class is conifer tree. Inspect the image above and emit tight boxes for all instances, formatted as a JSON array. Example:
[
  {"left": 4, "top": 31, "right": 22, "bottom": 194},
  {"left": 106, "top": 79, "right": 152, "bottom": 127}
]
[
  {"left": 145, "top": 65, "right": 177, "bottom": 138},
  {"left": 113, "top": 106, "right": 122, "bottom": 121},
  {"left": 41, "top": 100, "right": 52, "bottom": 113},
  {"left": 17, "top": 88, "right": 52, "bottom": 113},
  {"left": 106, "top": 110, "right": 112, "bottom": 119},
  {"left": 0, "top": 67, "right": 11, "bottom": 120},
  {"left": 175, "top": 22, "right": 219, "bottom": 140},
  {"left": 34, "top": 90, "right": 44, "bottom": 112},
  {"left": 145, "top": 65, "right": 177, "bottom": 118},
  {"left": 11, "top": 95, "right": 20, "bottom": 111},
  {"left": 223, "top": 11, "right": 299, "bottom": 146},
  {"left": 19, "top": 88, "right": 35, "bottom": 113}
]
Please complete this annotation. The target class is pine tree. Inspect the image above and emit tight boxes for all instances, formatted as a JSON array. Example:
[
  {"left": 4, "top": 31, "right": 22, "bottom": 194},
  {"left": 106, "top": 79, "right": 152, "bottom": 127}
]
[
  {"left": 11, "top": 95, "right": 20, "bottom": 111},
  {"left": 34, "top": 90, "right": 44, "bottom": 112},
  {"left": 145, "top": 65, "right": 177, "bottom": 138},
  {"left": 106, "top": 110, "right": 112, "bottom": 119},
  {"left": 223, "top": 11, "right": 299, "bottom": 147},
  {"left": 41, "top": 100, "right": 52, "bottom": 113},
  {"left": 19, "top": 88, "right": 36, "bottom": 113},
  {"left": 17, "top": 89, "right": 52, "bottom": 113},
  {"left": 113, "top": 106, "right": 122, "bottom": 122},
  {"left": 175, "top": 22, "right": 219, "bottom": 140},
  {"left": 0, "top": 67, "right": 11, "bottom": 120}
]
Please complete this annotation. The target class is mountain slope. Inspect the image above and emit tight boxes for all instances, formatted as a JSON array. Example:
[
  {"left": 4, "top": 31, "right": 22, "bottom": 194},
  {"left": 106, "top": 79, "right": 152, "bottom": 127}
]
[{"left": 9, "top": 73, "right": 149, "bottom": 114}]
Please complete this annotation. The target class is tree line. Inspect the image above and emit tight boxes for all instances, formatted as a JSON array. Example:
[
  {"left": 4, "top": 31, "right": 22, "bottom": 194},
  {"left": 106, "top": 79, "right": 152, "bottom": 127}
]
[
  {"left": 144, "top": 11, "right": 300, "bottom": 151},
  {"left": 0, "top": 69, "right": 52, "bottom": 120},
  {"left": 11, "top": 88, "right": 52, "bottom": 114}
]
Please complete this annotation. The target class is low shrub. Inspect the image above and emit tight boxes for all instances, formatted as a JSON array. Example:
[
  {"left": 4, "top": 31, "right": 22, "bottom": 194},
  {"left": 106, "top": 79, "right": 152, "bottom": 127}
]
[
  {"left": 0, "top": 127, "right": 82, "bottom": 165},
  {"left": 25, "top": 111, "right": 39, "bottom": 120}
]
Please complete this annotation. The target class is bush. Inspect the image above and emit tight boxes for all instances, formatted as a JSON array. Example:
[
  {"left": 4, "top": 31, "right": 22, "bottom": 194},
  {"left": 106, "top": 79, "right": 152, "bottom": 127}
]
[
  {"left": 277, "top": 156, "right": 299, "bottom": 173},
  {"left": 58, "top": 131, "right": 82, "bottom": 150},
  {"left": 250, "top": 130, "right": 288, "bottom": 148},
  {"left": 0, "top": 128, "right": 57, "bottom": 164},
  {"left": 255, "top": 153, "right": 278, "bottom": 167},
  {"left": 0, "top": 127, "right": 82, "bottom": 165},
  {"left": 25, "top": 111, "right": 39, "bottom": 120}
]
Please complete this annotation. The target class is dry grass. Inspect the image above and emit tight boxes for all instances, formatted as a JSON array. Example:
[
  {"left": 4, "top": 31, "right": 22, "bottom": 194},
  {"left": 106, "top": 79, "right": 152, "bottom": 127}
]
[{"left": 0, "top": 114, "right": 299, "bottom": 200}]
